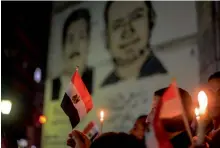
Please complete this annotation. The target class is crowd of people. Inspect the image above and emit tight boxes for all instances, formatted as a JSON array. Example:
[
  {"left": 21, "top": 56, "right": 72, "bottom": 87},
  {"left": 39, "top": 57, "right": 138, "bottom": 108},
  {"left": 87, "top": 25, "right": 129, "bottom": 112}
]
[{"left": 66, "top": 71, "right": 220, "bottom": 148}]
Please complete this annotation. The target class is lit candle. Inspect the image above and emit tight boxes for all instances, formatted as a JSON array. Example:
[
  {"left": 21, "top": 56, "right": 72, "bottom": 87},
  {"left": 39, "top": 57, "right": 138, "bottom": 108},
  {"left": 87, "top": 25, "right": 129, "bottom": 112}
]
[
  {"left": 100, "top": 110, "right": 104, "bottom": 134},
  {"left": 194, "top": 108, "right": 200, "bottom": 120},
  {"left": 195, "top": 91, "right": 208, "bottom": 145},
  {"left": 100, "top": 110, "right": 104, "bottom": 122}
]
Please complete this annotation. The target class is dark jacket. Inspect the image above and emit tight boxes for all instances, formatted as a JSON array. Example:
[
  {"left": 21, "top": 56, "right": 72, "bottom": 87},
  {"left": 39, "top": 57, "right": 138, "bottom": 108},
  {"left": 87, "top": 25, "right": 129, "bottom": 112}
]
[
  {"left": 170, "top": 131, "right": 191, "bottom": 148},
  {"left": 209, "top": 129, "right": 220, "bottom": 148},
  {"left": 101, "top": 51, "right": 167, "bottom": 87}
]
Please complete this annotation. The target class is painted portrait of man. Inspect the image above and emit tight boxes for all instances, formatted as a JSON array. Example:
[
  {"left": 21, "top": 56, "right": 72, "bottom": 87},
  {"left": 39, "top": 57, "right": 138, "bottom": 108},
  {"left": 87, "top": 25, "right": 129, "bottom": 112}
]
[
  {"left": 101, "top": 1, "right": 167, "bottom": 87},
  {"left": 52, "top": 8, "right": 93, "bottom": 100}
]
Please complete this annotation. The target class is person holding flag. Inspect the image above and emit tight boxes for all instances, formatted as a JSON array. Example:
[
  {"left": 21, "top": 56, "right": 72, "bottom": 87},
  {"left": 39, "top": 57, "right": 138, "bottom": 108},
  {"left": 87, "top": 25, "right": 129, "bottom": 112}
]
[
  {"left": 146, "top": 80, "right": 194, "bottom": 148},
  {"left": 130, "top": 115, "right": 149, "bottom": 141}
]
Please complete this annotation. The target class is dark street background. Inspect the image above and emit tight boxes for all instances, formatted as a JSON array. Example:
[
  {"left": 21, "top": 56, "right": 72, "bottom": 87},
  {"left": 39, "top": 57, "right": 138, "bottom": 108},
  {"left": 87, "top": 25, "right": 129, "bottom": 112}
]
[{"left": 1, "top": 1, "right": 52, "bottom": 147}]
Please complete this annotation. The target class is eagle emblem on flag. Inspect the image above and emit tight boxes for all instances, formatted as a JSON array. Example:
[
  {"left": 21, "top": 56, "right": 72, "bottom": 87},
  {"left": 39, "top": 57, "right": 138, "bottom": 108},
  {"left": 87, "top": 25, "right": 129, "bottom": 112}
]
[{"left": 72, "top": 94, "right": 80, "bottom": 104}]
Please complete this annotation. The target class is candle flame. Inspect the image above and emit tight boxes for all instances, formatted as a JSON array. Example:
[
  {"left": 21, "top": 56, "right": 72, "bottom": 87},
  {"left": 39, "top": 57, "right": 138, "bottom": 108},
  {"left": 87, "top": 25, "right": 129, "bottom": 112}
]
[
  {"left": 100, "top": 110, "right": 104, "bottom": 121},
  {"left": 194, "top": 108, "right": 200, "bottom": 120},
  {"left": 197, "top": 91, "right": 208, "bottom": 114},
  {"left": 195, "top": 108, "right": 199, "bottom": 116}
]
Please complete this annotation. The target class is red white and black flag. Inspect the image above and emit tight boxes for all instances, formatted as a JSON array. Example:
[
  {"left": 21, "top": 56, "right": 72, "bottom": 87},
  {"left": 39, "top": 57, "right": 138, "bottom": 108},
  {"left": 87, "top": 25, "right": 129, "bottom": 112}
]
[
  {"left": 61, "top": 70, "right": 93, "bottom": 128},
  {"left": 146, "top": 80, "right": 192, "bottom": 148},
  {"left": 146, "top": 82, "right": 174, "bottom": 148},
  {"left": 83, "top": 121, "right": 100, "bottom": 141}
]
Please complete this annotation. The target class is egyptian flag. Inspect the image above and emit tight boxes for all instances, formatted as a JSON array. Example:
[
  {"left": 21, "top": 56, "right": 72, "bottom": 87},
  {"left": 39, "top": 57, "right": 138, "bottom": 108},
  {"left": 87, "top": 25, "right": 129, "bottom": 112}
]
[
  {"left": 83, "top": 121, "right": 100, "bottom": 142},
  {"left": 146, "top": 83, "right": 173, "bottom": 148},
  {"left": 146, "top": 80, "right": 191, "bottom": 148},
  {"left": 159, "top": 80, "right": 192, "bottom": 140},
  {"left": 61, "top": 70, "right": 93, "bottom": 128}
]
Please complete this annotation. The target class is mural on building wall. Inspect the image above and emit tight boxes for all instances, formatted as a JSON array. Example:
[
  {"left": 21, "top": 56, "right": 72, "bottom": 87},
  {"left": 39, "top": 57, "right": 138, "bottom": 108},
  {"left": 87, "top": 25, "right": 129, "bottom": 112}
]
[
  {"left": 52, "top": 8, "right": 93, "bottom": 101},
  {"left": 101, "top": 1, "right": 167, "bottom": 87},
  {"left": 42, "top": 1, "right": 199, "bottom": 148}
]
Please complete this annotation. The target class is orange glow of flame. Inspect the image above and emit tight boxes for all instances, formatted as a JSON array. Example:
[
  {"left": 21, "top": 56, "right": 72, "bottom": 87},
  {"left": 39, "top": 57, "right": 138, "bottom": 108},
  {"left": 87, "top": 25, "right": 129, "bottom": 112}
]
[
  {"left": 197, "top": 91, "right": 208, "bottom": 114},
  {"left": 194, "top": 108, "right": 200, "bottom": 120},
  {"left": 100, "top": 110, "right": 104, "bottom": 122},
  {"left": 195, "top": 91, "right": 208, "bottom": 120},
  {"left": 39, "top": 115, "right": 47, "bottom": 124}
]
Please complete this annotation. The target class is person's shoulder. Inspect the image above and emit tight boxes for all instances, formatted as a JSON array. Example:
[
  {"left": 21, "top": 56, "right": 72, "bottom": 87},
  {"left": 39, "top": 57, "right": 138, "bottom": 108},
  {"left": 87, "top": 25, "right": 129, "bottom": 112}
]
[
  {"left": 101, "top": 71, "right": 120, "bottom": 87},
  {"left": 139, "top": 51, "right": 167, "bottom": 77}
]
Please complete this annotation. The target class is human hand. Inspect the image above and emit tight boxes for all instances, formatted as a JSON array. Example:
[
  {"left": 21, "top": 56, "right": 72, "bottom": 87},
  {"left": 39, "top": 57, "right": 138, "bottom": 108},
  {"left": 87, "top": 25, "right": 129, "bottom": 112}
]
[
  {"left": 67, "top": 130, "right": 91, "bottom": 148},
  {"left": 189, "top": 136, "right": 209, "bottom": 148}
]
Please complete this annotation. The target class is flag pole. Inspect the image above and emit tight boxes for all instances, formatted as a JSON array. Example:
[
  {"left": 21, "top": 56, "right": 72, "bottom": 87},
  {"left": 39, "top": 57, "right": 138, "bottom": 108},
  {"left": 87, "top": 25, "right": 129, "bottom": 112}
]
[{"left": 172, "top": 78, "right": 193, "bottom": 144}]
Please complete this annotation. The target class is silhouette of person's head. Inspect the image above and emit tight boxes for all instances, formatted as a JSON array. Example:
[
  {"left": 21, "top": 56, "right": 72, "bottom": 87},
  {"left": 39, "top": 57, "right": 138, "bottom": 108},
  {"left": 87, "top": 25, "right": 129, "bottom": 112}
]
[
  {"left": 90, "top": 132, "right": 145, "bottom": 148},
  {"left": 153, "top": 87, "right": 193, "bottom": 133},
  {"left": 208, "top": 71, "right": 220, "bottom": 119},
  {"left": 130, "top": 115, "right": 148, "bottom": 140}
]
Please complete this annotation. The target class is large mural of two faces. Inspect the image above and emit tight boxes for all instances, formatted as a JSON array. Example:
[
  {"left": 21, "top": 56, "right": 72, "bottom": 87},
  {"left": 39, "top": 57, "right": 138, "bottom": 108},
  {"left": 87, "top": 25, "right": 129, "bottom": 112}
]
[{"left": 42, "top": 1, "right": 199, "bottom": 148}]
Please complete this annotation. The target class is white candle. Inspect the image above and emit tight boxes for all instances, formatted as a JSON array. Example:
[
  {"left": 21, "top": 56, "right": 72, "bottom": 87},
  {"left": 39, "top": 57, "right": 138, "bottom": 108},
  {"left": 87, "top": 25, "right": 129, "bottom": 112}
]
[
  {"left": 100, "top": 110, "right": 104, "bottom": 133},
  {"left": 100, "top": 110, "right": 104, "bottom": 122},
  {"left": 195, "top": 108, "right": 200, "bottom": 120},
  {"left": 195, "top": 91, "right": 208, "bottom": 145},
  {"left": 197, "top": 91, "right": 208, "bottom": 114}
]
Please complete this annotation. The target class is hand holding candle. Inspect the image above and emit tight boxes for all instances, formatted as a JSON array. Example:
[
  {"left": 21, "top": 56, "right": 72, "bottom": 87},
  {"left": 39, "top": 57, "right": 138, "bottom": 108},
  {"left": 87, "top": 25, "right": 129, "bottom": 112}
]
[{"left": 195, "top": 91, "right": 208, "bottom": 145}]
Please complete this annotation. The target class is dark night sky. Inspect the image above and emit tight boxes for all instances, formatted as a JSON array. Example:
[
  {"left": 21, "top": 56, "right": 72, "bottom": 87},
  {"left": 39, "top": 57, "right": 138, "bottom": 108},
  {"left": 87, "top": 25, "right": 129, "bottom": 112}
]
[{"left": 1, "top": 1, "right": 53, "bottom": 142}]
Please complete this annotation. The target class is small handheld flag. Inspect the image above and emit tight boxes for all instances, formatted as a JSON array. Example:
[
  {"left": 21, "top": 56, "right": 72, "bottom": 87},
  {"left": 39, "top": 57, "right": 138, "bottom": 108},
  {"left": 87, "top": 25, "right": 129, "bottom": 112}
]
[
  {"left": 146, "top": 83, "right": 174, "bottom": 148},
  {"left": 61, "top": 69, "right": 93, "bottom": 128},
  {"left": 146, "top": 80, "right": 193, "bottom": 148},
  {"left": 83, "top": 121, "right": 100, "bottom": 142}
]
